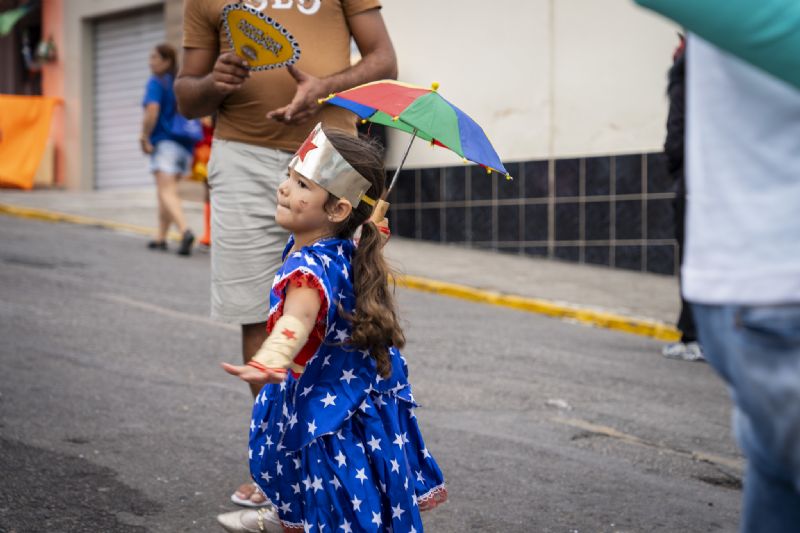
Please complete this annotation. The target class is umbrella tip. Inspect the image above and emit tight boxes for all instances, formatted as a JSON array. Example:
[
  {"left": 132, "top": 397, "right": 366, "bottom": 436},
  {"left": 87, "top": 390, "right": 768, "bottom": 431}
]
[
  {"left": 361, "top": 119, "right": 367, "bottom": 124},
  {"left": 392, "top": 116, "right": 400, "bottom": 122},
  {"left": 505, "top": 173, "right": 513, "bottom": 181},
  {"left": 431, "top": 82, "right": 440, "bottom": 91}
]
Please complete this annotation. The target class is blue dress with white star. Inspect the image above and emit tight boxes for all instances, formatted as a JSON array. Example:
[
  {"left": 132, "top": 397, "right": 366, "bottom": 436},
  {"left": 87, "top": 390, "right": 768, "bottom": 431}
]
[{"left": 249, "top": 236, "right": 446, "bottom": 532}]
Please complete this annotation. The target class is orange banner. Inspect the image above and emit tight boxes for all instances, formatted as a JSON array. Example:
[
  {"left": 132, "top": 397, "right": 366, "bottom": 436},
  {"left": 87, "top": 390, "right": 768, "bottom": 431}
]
[{"left": 0, "top": 95, "right": 60, "bottom": 190}]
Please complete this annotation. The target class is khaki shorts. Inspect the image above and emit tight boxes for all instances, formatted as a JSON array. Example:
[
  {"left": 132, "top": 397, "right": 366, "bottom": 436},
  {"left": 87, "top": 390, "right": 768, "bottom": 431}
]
[{"left": 208, "top": 139, "right": 293, "bottom": 324}]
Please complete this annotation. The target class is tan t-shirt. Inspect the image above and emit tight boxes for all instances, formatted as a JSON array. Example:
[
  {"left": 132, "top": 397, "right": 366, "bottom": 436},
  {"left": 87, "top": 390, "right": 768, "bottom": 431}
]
[{"left": 183, "top": 0, "right": 381, "bottom": 151}]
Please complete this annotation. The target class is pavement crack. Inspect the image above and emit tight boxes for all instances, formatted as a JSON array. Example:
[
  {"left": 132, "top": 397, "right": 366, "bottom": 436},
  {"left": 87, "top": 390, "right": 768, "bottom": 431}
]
[
  {"left": 693, "top": 473, "right": 743, "bottom": 490},
  {"left": 1, "top": 253, "right": 87, "bottom": 270},
  {"left": 553, "top": 416, "right": 744, "bottom": 475},
  {"left": 1, "top": 254, "right": 57, "bottom": 269},
  {"left": 569, "top": 430, "right": 602, "bottom": 442}
]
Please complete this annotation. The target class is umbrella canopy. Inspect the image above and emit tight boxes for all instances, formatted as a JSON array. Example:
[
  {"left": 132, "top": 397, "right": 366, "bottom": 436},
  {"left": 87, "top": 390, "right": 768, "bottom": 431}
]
[{"left": 321, "top": 80, "right": 509, "bottom": 178}]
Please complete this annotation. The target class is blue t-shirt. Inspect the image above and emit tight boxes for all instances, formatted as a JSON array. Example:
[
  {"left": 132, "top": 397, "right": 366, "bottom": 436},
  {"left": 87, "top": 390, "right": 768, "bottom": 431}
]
[{"left": 142, "top": 73, "right": 195, "bottom": 152}]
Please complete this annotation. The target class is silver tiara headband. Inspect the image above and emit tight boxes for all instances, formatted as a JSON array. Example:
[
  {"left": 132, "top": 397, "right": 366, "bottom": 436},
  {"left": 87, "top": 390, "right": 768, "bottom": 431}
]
[{"left": 289, "top": 123, "right": 374, "bottom": 208}]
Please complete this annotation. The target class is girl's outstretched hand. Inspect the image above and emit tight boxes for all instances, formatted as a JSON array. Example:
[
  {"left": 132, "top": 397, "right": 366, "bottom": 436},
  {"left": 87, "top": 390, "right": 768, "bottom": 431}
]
[{"left": 221, "top": 362, "right": 286, "bottom": 386}]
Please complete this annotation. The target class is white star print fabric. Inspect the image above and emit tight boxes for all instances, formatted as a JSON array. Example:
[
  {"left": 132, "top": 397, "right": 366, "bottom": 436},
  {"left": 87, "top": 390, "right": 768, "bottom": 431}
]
[{"left": 249, "top": 237, "right": 446, "bottom": 532}]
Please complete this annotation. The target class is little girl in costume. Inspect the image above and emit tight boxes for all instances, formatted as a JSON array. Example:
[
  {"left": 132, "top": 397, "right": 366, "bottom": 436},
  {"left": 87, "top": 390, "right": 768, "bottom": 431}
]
[{"left": 218, "top": 124, "right": 447, "bottom": 533}]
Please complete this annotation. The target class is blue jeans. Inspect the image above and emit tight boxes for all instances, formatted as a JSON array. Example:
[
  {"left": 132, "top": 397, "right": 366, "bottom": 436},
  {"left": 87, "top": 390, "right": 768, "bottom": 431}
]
[{"left": 692, "top": 303, "right": 800, "bottom": 533}]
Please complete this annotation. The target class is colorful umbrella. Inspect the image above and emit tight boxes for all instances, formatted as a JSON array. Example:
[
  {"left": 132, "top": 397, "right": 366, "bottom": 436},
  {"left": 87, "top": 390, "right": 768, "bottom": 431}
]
[{"left": 319, "top": 80, "right": 509, "bottom": 220}]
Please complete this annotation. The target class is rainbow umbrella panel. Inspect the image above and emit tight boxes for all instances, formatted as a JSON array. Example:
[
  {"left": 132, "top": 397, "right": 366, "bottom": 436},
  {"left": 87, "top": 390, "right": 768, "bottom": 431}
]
[{"left": 320, "top": 80, "right": 510, "bottom": 196}]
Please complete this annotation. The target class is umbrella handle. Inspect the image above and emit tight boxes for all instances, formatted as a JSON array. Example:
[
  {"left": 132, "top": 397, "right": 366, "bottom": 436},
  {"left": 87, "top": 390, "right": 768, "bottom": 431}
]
[
  {"left": 369, "top": 129, "right": 415, "bottom": 223},
  {"left": 386, "top": 129, "right": 418, "bottom": 195},
  {"left": 369, "top": 199, "right": 391, "bottom": 224}
]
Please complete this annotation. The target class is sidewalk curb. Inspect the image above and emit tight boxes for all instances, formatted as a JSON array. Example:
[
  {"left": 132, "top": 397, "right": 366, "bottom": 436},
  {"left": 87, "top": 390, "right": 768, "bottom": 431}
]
[
  {"left": 397, "top": 275, "right": 679, "bottom": 342},
  {"left": 0, "top": 202, "right": 680, "bottom": 342},
  {"left": 0, "top": 203, "right": 183, "bottom": 241}
]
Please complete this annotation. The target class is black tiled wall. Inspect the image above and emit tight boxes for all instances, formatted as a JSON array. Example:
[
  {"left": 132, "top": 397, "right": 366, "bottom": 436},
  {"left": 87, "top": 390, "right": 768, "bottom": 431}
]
[{"left": 387, "top": 152, "right": 679, "bottom": 276}]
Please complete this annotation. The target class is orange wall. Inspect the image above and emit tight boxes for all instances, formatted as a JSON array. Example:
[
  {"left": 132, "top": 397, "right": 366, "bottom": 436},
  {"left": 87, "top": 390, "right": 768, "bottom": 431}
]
[{"left": 41, "top": 0, "right": 65, "bottom": 186}]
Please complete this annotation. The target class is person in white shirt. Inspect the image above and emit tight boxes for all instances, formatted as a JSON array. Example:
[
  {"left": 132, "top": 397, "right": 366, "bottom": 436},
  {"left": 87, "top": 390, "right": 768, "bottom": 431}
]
[{"left": 684, "top": 34, "right": 800, "bottom": 532}]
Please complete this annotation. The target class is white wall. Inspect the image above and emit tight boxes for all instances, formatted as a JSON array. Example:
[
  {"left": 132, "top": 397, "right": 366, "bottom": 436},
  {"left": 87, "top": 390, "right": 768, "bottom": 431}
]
[
  {"left": 552, "top": 1, "right": 678, "bottom": 157},
  {"left": 381, "top": 0, "right": 678, "bottom": 170}
]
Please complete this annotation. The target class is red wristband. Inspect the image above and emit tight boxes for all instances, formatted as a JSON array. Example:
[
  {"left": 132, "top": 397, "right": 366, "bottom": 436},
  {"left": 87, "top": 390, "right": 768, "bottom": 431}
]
[
  {"left": 247, "top": 361, "right": 268, "bottom": 373},
  {"left": 247, "top": 361, "right": 288, "bottom": 374}
]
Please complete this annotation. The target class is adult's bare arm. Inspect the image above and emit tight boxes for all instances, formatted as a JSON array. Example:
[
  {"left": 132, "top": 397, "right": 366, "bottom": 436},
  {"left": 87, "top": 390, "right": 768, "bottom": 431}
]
[
  {"left": 267, "top": 8, "right": 397, "bottom": 124},
  {"left": 140, "top": 103, "right": 159, "bottom": 154},
  {"left": 174, "top": 48, "right": 251, "bottom": 119},
  {"left": 335, "top": 8, "right": 398, "bottom": 90}
]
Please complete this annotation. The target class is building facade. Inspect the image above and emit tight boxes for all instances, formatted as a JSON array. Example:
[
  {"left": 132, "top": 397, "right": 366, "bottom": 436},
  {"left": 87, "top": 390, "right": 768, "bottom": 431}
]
[
  {"left": 4, "top": 0, "right": 679, "bottom": 274},
  {"left": 1, "top": 0, "right": 183, "bottom": 191},
  {"left": 380, "top": 1, "right": 680, "bottom": 275}
]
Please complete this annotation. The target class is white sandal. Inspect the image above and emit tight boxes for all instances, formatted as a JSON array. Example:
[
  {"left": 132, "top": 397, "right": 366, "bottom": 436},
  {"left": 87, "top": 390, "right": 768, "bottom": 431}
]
[
  {"left": 217, "top": 507, "right": 282, "bottom": 533},
  {"left": 230, "top": 482, "right": 270, "bottom": 508}
]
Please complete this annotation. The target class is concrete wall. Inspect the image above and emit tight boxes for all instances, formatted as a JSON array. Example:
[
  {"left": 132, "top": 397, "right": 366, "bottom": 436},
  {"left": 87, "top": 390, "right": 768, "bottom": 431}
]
[{"left": 380, "top": 0, "right": 678, "bottom": 170}]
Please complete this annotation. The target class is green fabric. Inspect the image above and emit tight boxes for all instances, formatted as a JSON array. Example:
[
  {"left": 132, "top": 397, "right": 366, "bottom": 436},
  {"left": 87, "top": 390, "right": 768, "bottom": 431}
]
[
  {"left": 0, "top": 6, "right": 29, "bottom": 36},
  {"left": 635, "top": 0, "right": 800, "bottom": 89},
  {"left": 398, "top": 92, "right": 464, "bottom": 156},
  {"left": 368, "top": 110, "right": 433, "bottom": 141}
]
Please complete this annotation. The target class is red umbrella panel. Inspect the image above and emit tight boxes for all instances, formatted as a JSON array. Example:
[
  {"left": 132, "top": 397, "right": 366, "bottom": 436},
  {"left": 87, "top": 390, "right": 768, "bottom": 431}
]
[{"left": 321, "top": 80, "right": 510, "bottom": 198}]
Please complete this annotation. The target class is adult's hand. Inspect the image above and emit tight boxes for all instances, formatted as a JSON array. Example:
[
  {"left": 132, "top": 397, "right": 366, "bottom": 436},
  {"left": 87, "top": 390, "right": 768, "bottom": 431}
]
[
  {"left": 264, "top": 8, "right": 397, "bottom": 125},
  {"left": 266, "top": 65, "right": 328, "bottom": 124},
  {"left": 212, "top": 52, "right": 251, "bottom": 96}
]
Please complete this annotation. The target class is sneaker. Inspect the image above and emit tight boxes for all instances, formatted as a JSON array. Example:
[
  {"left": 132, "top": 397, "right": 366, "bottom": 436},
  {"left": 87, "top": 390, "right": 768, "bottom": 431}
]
[
  {"left": 684, "top": 341, "right": 705, "bottom": 361},
  {"left": 146, "top": 240, "right": 167, "bottom": 251},
  {"left": 177, "top": 229, "right": 194, "bottom": 256},
  {"left": 662, "top": 341, "right": 705, "bottom": 362}
]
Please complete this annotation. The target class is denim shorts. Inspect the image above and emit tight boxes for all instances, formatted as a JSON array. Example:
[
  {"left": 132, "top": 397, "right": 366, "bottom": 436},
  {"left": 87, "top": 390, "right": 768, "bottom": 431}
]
[{"left": 150, "top": 139, "right": 192, "bottom": 175}]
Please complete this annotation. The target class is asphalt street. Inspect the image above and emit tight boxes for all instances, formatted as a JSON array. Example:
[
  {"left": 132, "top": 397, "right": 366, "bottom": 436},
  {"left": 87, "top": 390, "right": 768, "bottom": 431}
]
[{"left": 0, "top": 216, "right": 741, "bottom": 533}]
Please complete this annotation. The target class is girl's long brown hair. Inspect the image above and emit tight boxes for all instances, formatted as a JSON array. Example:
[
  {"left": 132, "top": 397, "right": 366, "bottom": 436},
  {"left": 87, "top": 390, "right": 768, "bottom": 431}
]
[{"left": 324, "top": 129, "right": 405, "bottom": 378}]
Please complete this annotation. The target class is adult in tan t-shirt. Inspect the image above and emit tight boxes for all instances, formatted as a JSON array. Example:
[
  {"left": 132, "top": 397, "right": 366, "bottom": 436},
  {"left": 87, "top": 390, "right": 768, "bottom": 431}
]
[
  {"left": 179, "top": 0, "right": 393, "bottom": 151},
  {"left": 175, "top": 0, "right": 396, "bottom": 509}
]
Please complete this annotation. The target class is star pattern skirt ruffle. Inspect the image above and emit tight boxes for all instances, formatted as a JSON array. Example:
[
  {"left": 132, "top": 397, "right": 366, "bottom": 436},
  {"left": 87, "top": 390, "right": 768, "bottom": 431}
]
[{"left": 249, "top": 374, "right": 447, "bottom": 532}]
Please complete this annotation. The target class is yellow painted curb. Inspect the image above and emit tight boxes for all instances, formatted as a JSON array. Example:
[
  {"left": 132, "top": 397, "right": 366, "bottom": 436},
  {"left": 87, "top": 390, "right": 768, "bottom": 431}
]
[
  {"left": 1, "top": 201, "right": 680, "bottom": 342},
  {"left": 0, "top": 203, "right": 183, "bottom": 241},
  {"left": 395, "top": 274, "right": 680, "bottom": 342}
]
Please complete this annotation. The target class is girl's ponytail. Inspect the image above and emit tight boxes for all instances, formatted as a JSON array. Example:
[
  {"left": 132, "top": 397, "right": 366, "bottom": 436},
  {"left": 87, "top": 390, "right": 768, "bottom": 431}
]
[
  {"left": 324, "top": 129, "right": 405, "bottom": 378},
  {"left": 350, "top": 219, "right": 405, "bottom": 378}
]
